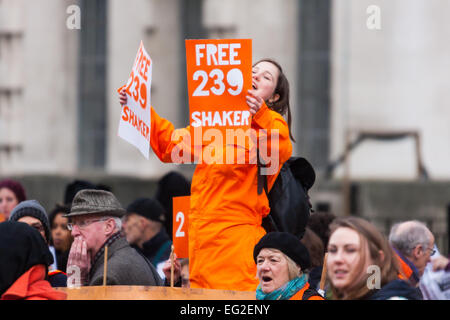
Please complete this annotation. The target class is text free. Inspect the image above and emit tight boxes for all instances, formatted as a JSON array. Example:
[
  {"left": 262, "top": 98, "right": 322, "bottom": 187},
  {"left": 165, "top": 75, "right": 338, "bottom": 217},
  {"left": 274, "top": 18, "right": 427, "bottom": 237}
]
[{"left": 195, "top": 43, "right": 241, "bottom": 66}]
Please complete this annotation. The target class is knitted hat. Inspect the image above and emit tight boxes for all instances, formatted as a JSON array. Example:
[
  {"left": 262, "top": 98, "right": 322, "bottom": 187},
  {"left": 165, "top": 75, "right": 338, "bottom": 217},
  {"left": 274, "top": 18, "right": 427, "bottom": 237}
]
[
  {"left": 253, "top": 232, "right": 311, "bottom": 270},
  {"left": 65, "top": 189, "right": 125, "bottom": 218},
  {"left": 0, "top": 179, "right": 27, "bottom": 203},
  {"left": 126, "top": 198, "right": 166, "bottom": 223},
  {"left": 9, "top": 200, "right": 50, "bottom": 242}
]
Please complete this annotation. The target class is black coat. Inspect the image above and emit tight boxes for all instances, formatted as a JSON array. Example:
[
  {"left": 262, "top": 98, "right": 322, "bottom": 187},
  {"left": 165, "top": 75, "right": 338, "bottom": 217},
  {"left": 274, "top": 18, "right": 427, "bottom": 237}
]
[
  {"left": 136, "top": 229, "right": 172, "bottom": 267},
  {"left": 0, "top": 221, "right": 53, "bottom": 295},
  {"left": 367, "top": 279, "right": 423, "bottom": 300}
]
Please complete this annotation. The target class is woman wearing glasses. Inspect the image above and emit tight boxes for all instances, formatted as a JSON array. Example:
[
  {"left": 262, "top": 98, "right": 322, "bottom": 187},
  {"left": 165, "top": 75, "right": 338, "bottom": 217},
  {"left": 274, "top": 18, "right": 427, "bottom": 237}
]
[{"left": 326, "top": 217, "right": 422, "bottom": 300}]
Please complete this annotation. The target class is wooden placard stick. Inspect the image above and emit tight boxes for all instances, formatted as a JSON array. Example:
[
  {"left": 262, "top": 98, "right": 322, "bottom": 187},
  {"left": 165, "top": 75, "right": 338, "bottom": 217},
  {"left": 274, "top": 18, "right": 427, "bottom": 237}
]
[
  {"left": 170, "top": 245, "right": 175, "bottom": 287},
  {"left": 318, "top": 252, "right": 328, "bottom": 296},
  {"left": 103, "top": 245, "right": 108, "bottom": 286}
]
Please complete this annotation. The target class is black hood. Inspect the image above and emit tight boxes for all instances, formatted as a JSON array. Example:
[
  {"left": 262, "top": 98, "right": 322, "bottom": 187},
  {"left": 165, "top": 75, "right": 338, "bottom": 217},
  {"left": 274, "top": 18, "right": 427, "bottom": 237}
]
[{"left": 0, "top": 221, "right": 53, "bottom": 295}]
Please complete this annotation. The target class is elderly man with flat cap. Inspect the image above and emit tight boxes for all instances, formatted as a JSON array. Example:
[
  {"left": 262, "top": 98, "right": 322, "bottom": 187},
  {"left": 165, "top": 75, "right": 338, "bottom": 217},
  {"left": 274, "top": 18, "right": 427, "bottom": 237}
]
[{"left": 65, "top": 189, "right": 162, "bottom": 287}]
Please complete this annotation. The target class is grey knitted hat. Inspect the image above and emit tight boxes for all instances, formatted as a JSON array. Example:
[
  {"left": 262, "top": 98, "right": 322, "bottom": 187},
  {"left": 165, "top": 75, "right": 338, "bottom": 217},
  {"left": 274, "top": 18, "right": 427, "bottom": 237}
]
[
  {"left": 64, "top": 189, "right": 125, "bottom": 218},
  {"left": 9, "top": 200, "right": 51, "bottom": 243}
]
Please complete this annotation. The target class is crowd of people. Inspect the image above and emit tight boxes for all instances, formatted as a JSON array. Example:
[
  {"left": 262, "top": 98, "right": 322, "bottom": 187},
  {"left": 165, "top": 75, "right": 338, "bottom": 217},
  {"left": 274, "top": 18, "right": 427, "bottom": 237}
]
[
  {"left": 0, "top": 175, "right": 190, "bottom": 298},
  {"left": 0, "top": 175, "right": 449, "bottom": 300},
  {"left": 1, "top": 58, "right": 449, "bottom": 300},
  {"left": 1, "top": 171, "right": 449, "bottom": 301}
]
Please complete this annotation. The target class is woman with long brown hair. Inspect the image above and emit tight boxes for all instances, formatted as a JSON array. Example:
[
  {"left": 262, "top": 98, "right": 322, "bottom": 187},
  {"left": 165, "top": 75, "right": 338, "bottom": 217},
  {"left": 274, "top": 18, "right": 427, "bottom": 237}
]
[{"left": 326, "top": 216, "right": 421, "bottom": 300}]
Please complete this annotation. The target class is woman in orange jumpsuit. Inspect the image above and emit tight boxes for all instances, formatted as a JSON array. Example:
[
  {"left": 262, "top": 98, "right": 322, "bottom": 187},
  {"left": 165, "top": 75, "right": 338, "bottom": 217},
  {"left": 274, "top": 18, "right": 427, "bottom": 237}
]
[{"left": 120, "top": 59, "right": 293, "bottom": 291}]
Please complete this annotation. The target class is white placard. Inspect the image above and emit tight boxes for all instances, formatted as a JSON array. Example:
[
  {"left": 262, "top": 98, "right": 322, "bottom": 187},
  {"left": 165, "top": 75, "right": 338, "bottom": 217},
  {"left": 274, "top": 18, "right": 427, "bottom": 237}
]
[{"left": 118, "top": 41, "right": 152, "bottom": 159}]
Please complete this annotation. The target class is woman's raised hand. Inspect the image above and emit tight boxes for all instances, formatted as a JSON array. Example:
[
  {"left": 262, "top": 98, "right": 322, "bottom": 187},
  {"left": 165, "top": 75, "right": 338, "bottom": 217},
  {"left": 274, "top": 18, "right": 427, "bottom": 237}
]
[
  {"left": 246, "top": 89, "right": 264, "bottom": 115},
  {"left": 119, "top": 89, "right": 127, "bottom": 106}
]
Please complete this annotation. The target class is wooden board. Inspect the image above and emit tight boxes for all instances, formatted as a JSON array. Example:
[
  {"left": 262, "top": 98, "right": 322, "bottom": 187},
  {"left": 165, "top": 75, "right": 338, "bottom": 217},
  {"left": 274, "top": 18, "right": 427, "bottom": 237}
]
[{"left": 57, "top": 285, "right": 255, "bottom": 300}]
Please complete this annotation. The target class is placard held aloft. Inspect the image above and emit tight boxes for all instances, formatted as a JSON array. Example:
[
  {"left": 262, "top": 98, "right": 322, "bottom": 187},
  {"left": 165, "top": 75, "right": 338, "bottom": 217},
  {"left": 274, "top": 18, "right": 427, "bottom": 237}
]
[
  {"left": 118, "top": 41, "right": 152, "bottom": 159},
  {"left": 185, "top": 39, "right": 252, "bottom": 148}
]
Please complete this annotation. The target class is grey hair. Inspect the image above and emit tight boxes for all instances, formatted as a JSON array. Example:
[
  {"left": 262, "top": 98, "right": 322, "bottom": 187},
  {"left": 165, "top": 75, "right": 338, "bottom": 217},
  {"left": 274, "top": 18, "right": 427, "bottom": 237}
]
[
  {"left": 388, "top": 220, "right": 432, "bottom": 256},
  {"left": 102, "top": 216, "right": 122, "bottom": 232}
]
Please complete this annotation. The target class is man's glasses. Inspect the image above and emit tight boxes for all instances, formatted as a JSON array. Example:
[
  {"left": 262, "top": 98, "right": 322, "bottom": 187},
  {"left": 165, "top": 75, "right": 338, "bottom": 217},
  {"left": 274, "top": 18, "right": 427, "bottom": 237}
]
[
  {"left": 67, "top": 218, "right": 108, "bottom": 231},
  {"left": 427, "top": 247, "right": 436, "bottom": 256}
]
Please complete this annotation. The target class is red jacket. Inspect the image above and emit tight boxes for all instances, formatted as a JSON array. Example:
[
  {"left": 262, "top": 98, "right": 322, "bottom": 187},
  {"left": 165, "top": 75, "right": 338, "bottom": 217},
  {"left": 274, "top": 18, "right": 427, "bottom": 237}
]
[{"left": 1, "top": 265, "right": 67, "bottom": 300}]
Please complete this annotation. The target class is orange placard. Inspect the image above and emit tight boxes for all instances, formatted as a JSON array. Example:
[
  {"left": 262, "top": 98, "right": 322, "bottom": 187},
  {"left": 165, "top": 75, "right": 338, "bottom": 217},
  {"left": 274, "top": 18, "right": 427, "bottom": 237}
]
[
  {"left": 185, "top": 39, "right": 252, "bottom": 147},
  {"left": 172, "top": 196, "right": 190, "bottom": 258}
]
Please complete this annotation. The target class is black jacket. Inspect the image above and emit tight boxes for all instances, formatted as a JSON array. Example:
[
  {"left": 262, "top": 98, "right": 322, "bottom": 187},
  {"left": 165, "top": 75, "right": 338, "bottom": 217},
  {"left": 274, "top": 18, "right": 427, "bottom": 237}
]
[
  {"left": 308, "top": 266, "right": 322, "bottom": 290},
  {"left": 368, "top": 279, "right": 423, "bottom": 300},
  {"left": 135, "top": 229, "right": 172, "bottom": 267}
]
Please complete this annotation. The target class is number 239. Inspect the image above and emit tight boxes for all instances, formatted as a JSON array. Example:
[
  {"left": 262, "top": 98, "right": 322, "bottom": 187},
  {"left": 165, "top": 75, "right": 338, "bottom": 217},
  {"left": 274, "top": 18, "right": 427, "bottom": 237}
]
[
  {"left": 193, "top": 68, "right": 243, "bottom": 97},
  {"left": 124, "top": 70, "right": 148, "bottom": 109}
]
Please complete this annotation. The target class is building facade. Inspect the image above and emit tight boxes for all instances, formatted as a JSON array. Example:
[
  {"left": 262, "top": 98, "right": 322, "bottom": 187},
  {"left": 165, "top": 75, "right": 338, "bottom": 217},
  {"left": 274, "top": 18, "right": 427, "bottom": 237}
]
[{"left": 1, "top": 1, "right": 449, "bottom": 252}]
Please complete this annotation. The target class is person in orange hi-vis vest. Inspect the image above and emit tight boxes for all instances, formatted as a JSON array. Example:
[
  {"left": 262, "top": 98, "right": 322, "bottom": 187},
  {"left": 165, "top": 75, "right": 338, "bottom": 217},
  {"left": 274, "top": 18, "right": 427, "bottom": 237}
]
[{"left": 119, "top": 59, "right": 293, "bottom": 291}]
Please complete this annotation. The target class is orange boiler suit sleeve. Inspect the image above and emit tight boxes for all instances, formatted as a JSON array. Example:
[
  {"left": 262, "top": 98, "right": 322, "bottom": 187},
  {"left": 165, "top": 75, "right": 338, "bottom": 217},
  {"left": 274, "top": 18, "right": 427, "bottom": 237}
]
[
  {"left": 149, "top": 107, "right": 194, "bottom": 163},
  {"left": 149, "top": 104, "right": 292, "bottom": 291}
]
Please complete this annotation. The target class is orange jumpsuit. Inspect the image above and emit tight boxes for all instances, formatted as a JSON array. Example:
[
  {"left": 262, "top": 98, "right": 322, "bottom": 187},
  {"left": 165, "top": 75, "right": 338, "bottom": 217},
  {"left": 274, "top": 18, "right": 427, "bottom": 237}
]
[{"left": 150, "top": 103, "right": 292, "bottom": 291}]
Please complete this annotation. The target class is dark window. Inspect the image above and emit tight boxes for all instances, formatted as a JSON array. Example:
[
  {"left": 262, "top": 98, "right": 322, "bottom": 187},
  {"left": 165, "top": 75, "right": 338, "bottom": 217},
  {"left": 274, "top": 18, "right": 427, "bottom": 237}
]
[
  {"left": 297, "top": 0, "right": 331, "bottom": 170},
  {"left": 78, "top": 0, "right": 107, "bottom": 169}
]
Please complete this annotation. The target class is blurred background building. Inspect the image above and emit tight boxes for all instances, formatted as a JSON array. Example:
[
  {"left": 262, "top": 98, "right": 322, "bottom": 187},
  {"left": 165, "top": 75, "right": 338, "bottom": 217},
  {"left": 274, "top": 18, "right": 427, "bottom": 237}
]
[{"left": 0, "top": 0, "right": 449, "bottom": 253}]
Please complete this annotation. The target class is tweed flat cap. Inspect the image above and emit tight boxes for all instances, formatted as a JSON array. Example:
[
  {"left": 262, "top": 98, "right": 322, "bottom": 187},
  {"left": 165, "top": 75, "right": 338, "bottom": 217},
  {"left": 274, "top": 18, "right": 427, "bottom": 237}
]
[{"left": 64, "top": 189, "right": 125, "bottom": 218}]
